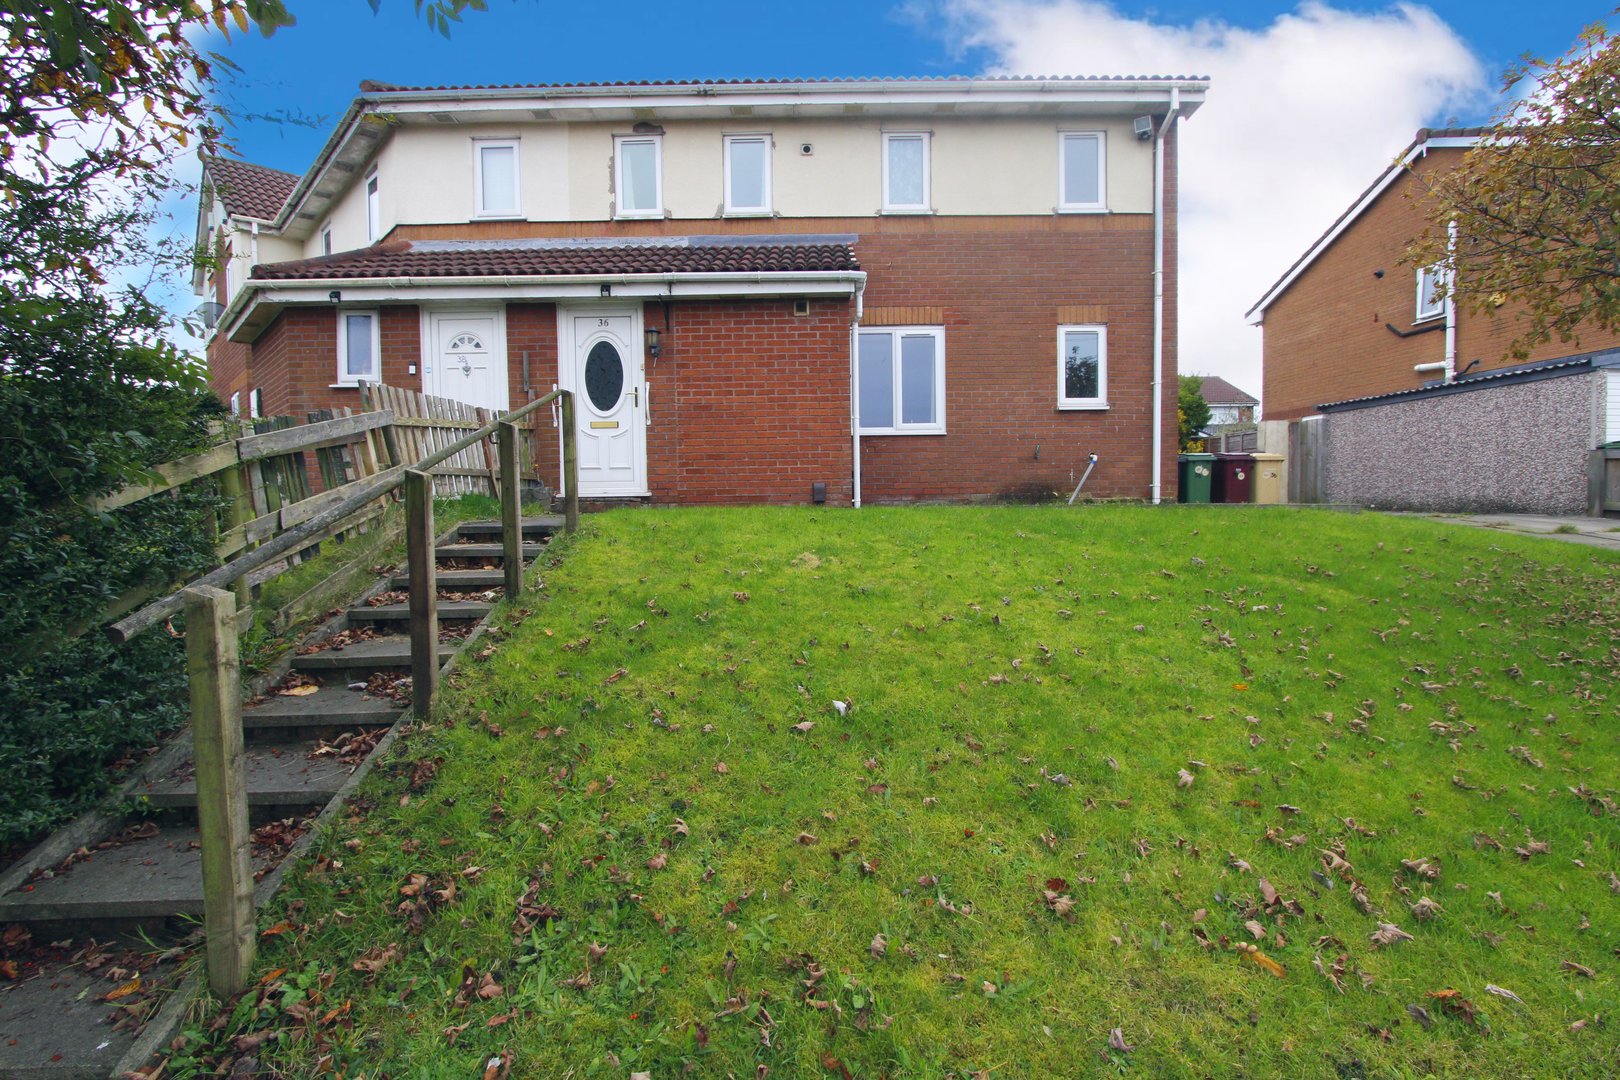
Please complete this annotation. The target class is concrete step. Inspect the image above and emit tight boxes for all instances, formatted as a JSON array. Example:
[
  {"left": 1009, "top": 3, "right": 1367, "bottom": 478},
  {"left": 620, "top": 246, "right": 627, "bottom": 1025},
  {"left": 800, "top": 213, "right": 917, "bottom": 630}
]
[
  {"left": 455, "top": 515, "right": 563, "bottom": 540},
  {"left": 391, "top": 569, "right": 506, "bottom": 589},
  {"left": 243, "top": 686, "right": 405, "bottom": 732},
  {"left": 136, "top": 744, "right": 356, "bottom": 810},
  {"left": 0, "top": 825, "right": 277, "bottom": 922},
  {"left": 434, "top": 541, "right": 544, "bottom": 560},
  {"left": 348, "top": 600, "right": 493, "bottom": 623},
  {"left": 0, "top": 947, "right": 182, "bottom": 1078},
  {"left": 290, "top": 636, "right": 453, "bottom": 672}
]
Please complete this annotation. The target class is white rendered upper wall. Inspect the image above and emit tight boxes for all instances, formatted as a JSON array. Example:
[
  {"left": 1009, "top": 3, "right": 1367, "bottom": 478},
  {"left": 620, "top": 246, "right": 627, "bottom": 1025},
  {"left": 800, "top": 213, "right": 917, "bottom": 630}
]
[{"left": 305, "top": 114, "right": 1159, "bottom": 258}]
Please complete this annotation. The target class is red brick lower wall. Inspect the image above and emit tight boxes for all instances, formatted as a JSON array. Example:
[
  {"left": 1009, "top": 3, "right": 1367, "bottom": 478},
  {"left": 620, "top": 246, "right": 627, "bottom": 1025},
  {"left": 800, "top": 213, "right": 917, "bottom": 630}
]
[{"left": 251, "top": 306, "right": 421, "bottom": 421}]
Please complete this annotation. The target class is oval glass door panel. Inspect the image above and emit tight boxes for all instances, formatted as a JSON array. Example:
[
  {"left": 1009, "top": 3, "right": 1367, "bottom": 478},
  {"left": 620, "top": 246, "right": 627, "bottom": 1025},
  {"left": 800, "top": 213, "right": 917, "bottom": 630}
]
[{"left": 584, "top": 341, "right": 624, "bottom": 412}]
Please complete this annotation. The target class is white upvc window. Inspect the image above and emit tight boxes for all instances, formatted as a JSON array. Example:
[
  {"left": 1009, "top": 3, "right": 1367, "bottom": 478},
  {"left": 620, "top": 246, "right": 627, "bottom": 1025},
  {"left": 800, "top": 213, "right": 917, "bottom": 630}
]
[
  {"left": 474, "top": 138, "right": 521, "bottom": 217},
  {"left": 365, "top": 170, "right": 380, "bottom": 242},
  {"left": 1416, "top": 264, "right": 1447, "bottom": 321},
  {"left": 1058, "top": 131, "right": 1107, "bottom": 212},
  {"left": 723, "top": 134, "right": 772, "bottom": 215},
  {"left": 1057, "top": 324, "right": 1108, "bottom": 409},
  {"left": 857, "top": 326, "right": 945, "bottom": 435},
  {"left": 337, "top": 309, "right": 380, "bottom": 385},
  {"left": 320, "top": 222, "right": 332, "bottom": 256},
  {"left": 228, "top": 391, "right": 241, "bottom": 416},
  {"left": 614, "top": 134, "right": 663, "bottom": 218},
  {"left": 249, "top": 388, "right": 263, "bottom": 419},
  {"left": 881, "top": 131, "right": 931, "bottom": 213}
]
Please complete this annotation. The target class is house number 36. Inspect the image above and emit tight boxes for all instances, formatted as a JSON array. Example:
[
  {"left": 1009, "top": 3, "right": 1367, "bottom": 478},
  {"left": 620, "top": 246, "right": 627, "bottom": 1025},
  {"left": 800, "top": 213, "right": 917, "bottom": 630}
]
[{"left": 597, "top": 318, "right": 611, "bottom": 327}]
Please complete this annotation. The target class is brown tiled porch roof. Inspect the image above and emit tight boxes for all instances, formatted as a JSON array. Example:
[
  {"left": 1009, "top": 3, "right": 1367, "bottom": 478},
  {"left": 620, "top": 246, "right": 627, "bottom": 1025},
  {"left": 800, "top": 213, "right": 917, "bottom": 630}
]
[{"left": 251, "top": 237, "right": 861, "bottom": 282}]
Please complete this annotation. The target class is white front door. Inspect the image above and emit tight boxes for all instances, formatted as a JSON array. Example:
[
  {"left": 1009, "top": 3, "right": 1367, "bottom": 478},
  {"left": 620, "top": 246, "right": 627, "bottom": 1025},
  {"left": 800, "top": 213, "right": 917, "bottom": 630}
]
[
  {"left": 425, "top": 311, "right": 508, "bottom": 411},
  {"left": 560, "top": 307, "right": 647, "bottom": 496}
]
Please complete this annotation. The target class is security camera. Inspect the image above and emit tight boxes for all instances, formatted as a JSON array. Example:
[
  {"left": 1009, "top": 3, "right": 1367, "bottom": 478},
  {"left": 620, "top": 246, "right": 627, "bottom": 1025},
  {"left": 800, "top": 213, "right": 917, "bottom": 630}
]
[{"left": 1133, "top": 116, "right": 1154, "bottom": 141}]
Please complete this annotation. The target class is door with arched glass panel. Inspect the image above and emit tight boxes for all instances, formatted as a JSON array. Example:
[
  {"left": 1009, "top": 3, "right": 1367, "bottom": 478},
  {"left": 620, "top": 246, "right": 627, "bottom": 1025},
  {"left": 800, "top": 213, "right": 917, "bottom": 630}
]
[
  {"left": 425, "top": 311, "right": 508, "bottom": 411},
  {"left": 562, "top": 308, "right": 646, "bottom": 496}
]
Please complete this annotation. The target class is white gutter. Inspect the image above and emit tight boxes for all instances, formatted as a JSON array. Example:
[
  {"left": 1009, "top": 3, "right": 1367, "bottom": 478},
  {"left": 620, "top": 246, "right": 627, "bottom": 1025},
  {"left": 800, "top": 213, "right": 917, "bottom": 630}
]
[
  {"left": 1150, "top": 87, "right": 1181, "bottom": 505},
  {"left": 222, "top": 269, "right": 867, "bottom": 342}
]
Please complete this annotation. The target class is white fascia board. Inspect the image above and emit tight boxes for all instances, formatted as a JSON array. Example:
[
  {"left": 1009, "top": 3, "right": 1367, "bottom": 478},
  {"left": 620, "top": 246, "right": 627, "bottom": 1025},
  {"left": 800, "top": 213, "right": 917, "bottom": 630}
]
[{"left": 225, "top": 270, "right": 866, "bottom": 343}]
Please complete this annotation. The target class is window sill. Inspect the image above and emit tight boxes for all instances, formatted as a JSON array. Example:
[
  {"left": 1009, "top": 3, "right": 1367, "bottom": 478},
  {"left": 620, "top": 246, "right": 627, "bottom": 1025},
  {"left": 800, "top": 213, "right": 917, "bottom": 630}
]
[
  {"left": 329, "top": 382, "right": 367, "bottom": 390},
  {"left": 1057, "top": 401, "right": 1110, "bottom": 411},
  {"left": 722, "top": 210, "right": 775, "bottom": 218},
  {"left": 1412, "top": 312, "right": 1445, "bottom": 325},
  {"left": 879, "top": 207, "right": 935, "bottom": 216},
  {"left": 614, "top": 210, "right": 665, "bottom": 220},
  {"left": 1056, "top": 206, "right": 1108, "bottom": 215},
  {"left": 859, "top": 428, "right": 947, "bottom": 436},
  {"left": 473, "top": 212, "right": 526, "bottom": 221}
]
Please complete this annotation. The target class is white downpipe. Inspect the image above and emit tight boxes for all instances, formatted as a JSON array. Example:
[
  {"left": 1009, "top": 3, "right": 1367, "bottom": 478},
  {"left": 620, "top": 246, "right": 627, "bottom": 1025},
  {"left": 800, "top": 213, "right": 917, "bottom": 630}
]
[
  {"left": 1150, "top": 88, "right": 1181, "bottom": 505},
  {"left": 1442, "top": 219, "right": 1458, "bottom": 382},
  {"left": 850, "top": 279, "right": 865, "bottom": 508}
]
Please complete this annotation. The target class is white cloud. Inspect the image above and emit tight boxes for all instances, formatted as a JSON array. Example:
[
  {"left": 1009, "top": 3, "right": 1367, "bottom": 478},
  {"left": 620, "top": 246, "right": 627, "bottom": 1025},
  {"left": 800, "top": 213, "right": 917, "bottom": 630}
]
[{"left": 931, "top": 1, "right": 1488, "bottom": 406}]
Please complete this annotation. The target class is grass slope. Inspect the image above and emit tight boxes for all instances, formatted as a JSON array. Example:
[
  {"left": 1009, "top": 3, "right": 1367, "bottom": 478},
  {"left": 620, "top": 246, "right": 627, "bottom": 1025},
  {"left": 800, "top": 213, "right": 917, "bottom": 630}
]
[{"left": 183, "top": 506, "right": 1620, "bottom": 1078}]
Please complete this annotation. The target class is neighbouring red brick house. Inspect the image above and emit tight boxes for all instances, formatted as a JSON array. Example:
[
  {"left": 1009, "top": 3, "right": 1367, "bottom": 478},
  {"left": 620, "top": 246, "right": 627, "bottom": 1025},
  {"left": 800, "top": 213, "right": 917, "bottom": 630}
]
[
  {"left": 1247, "top": 127, "right": 1620, "bottom": 422},
  {"left": 198, "top": 76, "right": 1208, "bottom": 505}
]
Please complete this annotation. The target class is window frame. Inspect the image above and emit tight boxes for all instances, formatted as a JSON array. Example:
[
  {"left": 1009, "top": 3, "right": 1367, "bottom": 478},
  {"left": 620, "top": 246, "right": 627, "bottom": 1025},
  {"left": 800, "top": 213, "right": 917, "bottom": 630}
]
[
  {"left": 1057, "top": 130, "right": 1108, "bottom": 213},
  {"left": 473, "top": 137, "right": 522, "bottom": 218},
  {"left": 881, "top": 131, "right": 932, "bottom": 214},
  {"left": 320, "top": 222, "right": 333, "bottom": 256},
  {"left": 856, "top": 325, "right": 946, "bottom": 436},
  {"left": 336, "top": 308, "right": 381, "bottom": 386},
  {"left": 1056, "top": 323, "right": 1109, "bottom": 410},
  {"left": 723, "top": 133, "right": 773, "bottom": 216},
  {"left": 365, "top": 170, "right": 380, "bottom": 242},
  {"left": 1415, "top": 264, "right": 1446, "bottom": 322},
  {"left": 614, "top": 134, "right": 664, "bottom": 219}
]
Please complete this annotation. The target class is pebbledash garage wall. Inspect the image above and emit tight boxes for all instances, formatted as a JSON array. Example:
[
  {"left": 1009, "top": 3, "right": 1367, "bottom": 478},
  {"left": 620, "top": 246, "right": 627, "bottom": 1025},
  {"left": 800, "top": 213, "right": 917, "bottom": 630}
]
[{"left": 1311, "top": 353, "right": 1619, "bottom": 514}]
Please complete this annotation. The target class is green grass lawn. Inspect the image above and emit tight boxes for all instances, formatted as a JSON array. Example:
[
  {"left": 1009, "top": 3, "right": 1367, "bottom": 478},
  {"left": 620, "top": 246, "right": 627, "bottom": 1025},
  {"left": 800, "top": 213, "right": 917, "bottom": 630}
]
[{"left": 179, "top": 506, "right": 1620, "bottom": 1078}]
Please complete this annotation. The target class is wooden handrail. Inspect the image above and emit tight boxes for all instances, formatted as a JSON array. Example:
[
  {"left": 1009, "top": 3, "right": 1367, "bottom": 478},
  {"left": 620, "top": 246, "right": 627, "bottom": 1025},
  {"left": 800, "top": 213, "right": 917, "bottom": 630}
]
[{"left": 107, "top": 389, "right": 574, "bottom": 643}]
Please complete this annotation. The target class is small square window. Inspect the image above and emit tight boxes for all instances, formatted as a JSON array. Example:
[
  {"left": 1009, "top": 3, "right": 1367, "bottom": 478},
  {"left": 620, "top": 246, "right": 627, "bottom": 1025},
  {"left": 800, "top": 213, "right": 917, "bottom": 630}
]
[
  {"left": 365, "top": 171, "right": 380, "bottom": 242},
  {"left": 615, "top": 135, "right": 663, "bottom": 218},
  {"left": 475, "top": 139, "right": 520, "bottom": 217},
  {"left": 1057, "top": 324, "right": 1108, "bottom": 409},
  {"left": 1416, "top": 265, "right": 1446, "bottom": 321},
  {"left": 1058, "top": 132, "right": 1106, "bottom": 212},
  {"left": 857, "top": 326, "right": 945, "bottom": 434},
  {"left": 724, "top": 134, "right": 772, "bottom": 214},
  {"left": 882, "top": 132, "right": 931, "bottom": 213},
  {"left": 337, "top": 310, "right": 379, "bottom": 384}
]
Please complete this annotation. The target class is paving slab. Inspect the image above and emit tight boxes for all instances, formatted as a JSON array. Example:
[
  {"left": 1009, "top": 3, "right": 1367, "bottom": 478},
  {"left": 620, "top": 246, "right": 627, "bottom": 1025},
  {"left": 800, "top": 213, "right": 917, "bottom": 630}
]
[
  {"left": 1408, "top": 511, "right": 1620, "bottom": 551},
  {"left": 0, "top": 958, "right": 178, "bottom": 1079},
  {"left": 0, "top": 826, "right": 276, "bottom": 922},
  {"left": 137, "top": 744, "right": 355, "bottom": 809},
  {"left": 290, "top": 636, "right": 454, "bottom": 672}
]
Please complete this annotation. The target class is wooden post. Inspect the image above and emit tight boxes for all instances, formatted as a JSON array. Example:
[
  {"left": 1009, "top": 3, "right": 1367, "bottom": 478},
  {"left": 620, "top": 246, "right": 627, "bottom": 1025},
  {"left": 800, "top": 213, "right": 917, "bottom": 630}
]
[
  {"left": 560, "top": 391, "right": 580, "bottom": 534},
  {"left": 498, "top": 420, "right": 523, "bottom": 599},
  {"left": 218, "top": 462, "right": 252, "bottom": 614},
  {"left": 405, "top": 469, "right": 438, "bottom": 720},
  {"left": 183, "top": 585, "right": 255, "bottom": 999}
]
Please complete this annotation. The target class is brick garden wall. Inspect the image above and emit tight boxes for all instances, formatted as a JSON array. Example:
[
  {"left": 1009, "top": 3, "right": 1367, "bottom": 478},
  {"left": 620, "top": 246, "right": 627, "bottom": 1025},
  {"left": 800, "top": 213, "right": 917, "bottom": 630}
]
[{"left": 1319, "top": 371, "right": 1601, "bottom": 513}]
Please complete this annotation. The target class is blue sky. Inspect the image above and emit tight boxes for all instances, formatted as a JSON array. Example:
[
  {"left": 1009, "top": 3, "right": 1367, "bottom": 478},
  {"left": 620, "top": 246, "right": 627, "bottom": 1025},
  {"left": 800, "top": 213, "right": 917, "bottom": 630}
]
[{"left": 186, "top": 1, "right": 1614, "bottom": 392}]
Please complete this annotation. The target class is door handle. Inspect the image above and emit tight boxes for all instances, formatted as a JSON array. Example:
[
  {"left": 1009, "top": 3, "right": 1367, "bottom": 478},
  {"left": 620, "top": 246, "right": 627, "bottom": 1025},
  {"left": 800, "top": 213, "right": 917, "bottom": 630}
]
[
  {"left": 644, "top": 384, "right": 652, "bottom": 424},
  {"left": 629, "top": 387, "right": 639, "bottom": 407}
]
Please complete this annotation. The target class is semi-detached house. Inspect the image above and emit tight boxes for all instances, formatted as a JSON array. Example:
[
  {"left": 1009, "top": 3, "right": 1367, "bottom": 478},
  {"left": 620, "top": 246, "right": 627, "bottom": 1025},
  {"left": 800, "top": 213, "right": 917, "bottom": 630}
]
[{"left": 196, "top": 76, "right": 1208, "bottom": 505}]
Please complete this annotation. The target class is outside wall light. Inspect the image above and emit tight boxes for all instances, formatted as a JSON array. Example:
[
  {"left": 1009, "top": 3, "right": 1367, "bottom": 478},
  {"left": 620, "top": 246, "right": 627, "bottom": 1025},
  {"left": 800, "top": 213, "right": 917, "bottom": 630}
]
[
  {"left": 328, "top": 290, "right": 342, "bottom": 303},
  {"left": 644, "top": 326, "right": 662, "bottom": 359}
]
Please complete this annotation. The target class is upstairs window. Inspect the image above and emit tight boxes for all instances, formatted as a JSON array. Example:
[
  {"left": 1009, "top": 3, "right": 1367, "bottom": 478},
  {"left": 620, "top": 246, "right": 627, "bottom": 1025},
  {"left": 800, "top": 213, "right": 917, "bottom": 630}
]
[
  {"left": 337, "top": 310, "right": 379, "bottom": 385},
  {"left": 724, "top": 134, "right": 772, "bottom": 214},
  {"left": 365, "top": 171, "right": 380, "bottom": 242},
  {"left": 882, "top": 132, "right": 931, "bottom": 213},
  {"left": 1058, "top": 131, "right": 1106, "bottom": 212},
  {"left": 857, "top": 326, "right": 945, "bottom": 434},
  {"left": 615, "top": 135, "right": 663, "bottom": 218},
  {"left": 475, "top": 139, "right": 520, "bottom": 217},
  {"left": 1416, "top": 264, "right": 1446, "bottom": 321},
  {"left": 320, "top": 223, "right": 333, "bottom": 256},
  {"left": 1057, "top": 324, "right": 1108, "bottom": 409}
]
